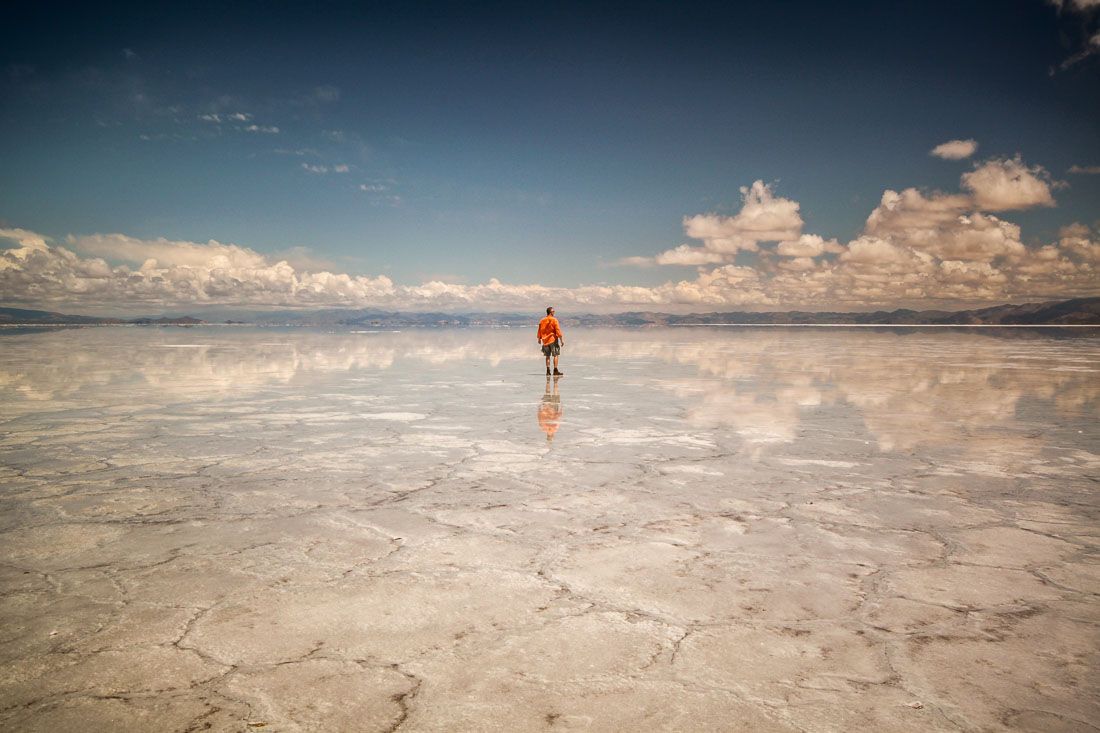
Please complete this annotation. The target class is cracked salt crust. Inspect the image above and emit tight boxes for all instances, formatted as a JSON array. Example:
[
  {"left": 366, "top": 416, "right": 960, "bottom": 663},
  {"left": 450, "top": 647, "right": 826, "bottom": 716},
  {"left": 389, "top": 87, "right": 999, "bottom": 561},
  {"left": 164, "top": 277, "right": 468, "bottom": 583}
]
[{"left": 0, "top": 326, "right": 1097, "bottom": 731}]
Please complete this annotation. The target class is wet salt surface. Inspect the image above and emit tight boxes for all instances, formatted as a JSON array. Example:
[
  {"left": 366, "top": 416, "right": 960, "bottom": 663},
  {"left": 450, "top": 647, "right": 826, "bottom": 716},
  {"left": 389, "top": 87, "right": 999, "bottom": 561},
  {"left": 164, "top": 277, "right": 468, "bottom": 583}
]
[{"left": 0, "top": 326, "right": 1098, "bottom": 732}]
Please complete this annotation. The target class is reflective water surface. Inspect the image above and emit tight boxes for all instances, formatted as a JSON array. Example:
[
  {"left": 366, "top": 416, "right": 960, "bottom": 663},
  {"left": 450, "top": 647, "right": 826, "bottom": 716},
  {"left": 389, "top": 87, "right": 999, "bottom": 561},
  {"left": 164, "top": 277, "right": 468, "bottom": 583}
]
[{"left": 1, "top": 326, "right": 1098, "bottom": 731}]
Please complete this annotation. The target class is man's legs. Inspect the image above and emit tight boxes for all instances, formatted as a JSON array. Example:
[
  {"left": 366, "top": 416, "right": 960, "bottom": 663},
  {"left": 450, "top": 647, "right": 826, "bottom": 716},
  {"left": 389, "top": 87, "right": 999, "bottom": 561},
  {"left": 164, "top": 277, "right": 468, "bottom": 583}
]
[
  {"left": 553, "top": 353, "right": 562, "bottom": 375},
  {"left": 545, "top": 352, "right": 551, "bottom": 375}
]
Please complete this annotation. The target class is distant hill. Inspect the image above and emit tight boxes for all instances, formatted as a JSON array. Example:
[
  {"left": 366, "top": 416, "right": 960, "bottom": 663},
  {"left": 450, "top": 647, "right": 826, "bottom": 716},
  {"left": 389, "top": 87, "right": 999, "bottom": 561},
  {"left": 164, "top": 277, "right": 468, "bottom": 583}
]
[
  {"left": 191, "top": 297, "right": 1100, "bottom": 327},
  {"left": 125, "top": 316, "right": 205, "bottom": 326},
  {"left": 612, "top": 297, "right": 1100, "bottom": 327},
  {"left": 1, "top": 297, "right": 1098, "bottom": 327},
  {"left": 0, "top": 307, "right": 124, "bottom": 325},
  {"left": 0, "top": 309, "right": 203, "bottom": 326}
]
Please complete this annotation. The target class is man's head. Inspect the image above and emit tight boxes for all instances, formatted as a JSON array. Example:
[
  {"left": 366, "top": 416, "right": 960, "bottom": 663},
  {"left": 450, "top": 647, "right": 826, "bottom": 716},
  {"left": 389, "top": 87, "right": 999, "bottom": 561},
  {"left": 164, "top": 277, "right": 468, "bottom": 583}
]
[{"left": 546, "top": 306, "right": 554, "bottom": 316}]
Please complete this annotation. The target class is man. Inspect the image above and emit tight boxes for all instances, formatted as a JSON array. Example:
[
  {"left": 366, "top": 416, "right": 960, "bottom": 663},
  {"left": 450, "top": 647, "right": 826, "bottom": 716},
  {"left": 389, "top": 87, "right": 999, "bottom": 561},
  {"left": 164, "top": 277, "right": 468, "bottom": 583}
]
[{"left": 537, "top": 306, "right": 564, "bottom": 376}]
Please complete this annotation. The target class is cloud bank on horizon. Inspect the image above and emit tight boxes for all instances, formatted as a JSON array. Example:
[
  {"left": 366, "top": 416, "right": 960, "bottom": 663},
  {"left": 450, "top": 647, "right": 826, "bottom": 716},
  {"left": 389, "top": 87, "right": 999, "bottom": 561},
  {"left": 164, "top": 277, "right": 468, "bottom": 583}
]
[{"left": 2, "top": 146, "right": 1098, "bottom": 313}]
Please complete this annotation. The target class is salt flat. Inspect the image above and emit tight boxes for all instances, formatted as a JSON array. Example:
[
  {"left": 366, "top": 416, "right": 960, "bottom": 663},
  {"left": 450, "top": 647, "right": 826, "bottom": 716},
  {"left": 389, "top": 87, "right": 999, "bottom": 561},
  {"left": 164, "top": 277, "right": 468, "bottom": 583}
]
[{"left": 0, "top": 326, "right": 1097, "bottom": 732}]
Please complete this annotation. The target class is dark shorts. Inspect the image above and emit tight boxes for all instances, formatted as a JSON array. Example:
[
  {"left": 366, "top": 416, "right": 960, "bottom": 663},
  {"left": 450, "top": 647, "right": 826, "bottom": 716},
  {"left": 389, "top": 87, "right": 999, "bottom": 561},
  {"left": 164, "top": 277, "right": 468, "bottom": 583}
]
[{"left": 542, "top": 341, "right": 561, "bottom": 357}]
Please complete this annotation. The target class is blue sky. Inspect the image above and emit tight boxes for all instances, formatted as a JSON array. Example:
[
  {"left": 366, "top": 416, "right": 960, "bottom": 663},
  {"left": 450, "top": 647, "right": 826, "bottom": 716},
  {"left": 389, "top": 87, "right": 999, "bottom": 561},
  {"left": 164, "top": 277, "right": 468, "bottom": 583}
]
[{"left": 1, "top": 0, "right": 1098, "bottom": 314}]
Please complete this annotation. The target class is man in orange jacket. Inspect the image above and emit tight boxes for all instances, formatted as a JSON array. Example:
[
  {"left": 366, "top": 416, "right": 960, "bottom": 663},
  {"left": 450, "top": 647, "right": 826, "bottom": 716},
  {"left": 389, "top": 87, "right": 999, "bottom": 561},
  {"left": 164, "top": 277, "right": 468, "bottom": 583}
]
[{"left": 537, "top": 306, "right": 564, "bottom": 376}]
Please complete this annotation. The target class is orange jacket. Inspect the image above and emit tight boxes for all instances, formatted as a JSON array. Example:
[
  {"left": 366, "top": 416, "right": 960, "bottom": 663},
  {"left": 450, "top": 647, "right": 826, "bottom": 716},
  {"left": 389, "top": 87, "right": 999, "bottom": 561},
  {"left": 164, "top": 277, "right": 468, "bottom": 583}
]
[
  {"left": 538, "top": 401, "right": 562, "bottom": 438},
  {"left": 537, "top": 316, "right": 563, "bottom": 345}
]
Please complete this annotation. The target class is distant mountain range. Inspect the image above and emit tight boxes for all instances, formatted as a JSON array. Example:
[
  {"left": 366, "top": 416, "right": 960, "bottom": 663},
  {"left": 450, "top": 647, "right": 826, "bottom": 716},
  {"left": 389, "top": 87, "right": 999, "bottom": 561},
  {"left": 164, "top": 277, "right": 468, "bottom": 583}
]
[
  {"left": 2, "top": 297, "right": 1098, "bottom": 327},
  {"left": 587, "top": 296, "right": 1100, "bottom": 327},
  {"left": 0, "top": 309, "right": 203, "bottom": 326}
]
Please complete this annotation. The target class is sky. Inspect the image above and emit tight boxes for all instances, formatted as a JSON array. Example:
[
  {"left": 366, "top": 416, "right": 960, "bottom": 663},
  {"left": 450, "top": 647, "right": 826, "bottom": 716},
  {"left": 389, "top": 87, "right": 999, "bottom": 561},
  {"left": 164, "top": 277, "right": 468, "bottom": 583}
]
[{"left": 1, "top": 0, "right": 1099, "bottom": 315}]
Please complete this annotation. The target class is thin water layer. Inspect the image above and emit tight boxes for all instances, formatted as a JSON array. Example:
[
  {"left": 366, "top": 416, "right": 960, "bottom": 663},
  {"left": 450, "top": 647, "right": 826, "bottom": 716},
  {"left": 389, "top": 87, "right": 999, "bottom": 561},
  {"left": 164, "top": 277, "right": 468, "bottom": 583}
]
[{"left": 0, "top": 326, "right": 1097, "bottom": 731}]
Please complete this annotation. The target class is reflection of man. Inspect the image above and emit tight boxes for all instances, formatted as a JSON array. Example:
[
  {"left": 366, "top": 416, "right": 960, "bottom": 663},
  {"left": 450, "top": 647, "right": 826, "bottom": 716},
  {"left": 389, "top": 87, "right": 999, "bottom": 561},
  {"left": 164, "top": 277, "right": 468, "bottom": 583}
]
[
  {"left": 538, "top": 375, "right": 562, "bottom": 442},
  {"left": 537, "top": 306, "right": 564, "bottom": 376}
]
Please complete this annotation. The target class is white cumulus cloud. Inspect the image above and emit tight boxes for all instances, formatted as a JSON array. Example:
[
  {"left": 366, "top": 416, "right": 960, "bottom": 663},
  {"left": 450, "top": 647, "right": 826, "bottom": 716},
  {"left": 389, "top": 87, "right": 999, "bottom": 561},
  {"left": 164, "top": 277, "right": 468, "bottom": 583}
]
[
  {"left": 643, "top": 181, "right": 803, "bottom": 265},
  {"left": 961, "top": 156, "right": 1057, "bottom": 211},
  {"left": 614, "top": 153, "right": 1094, "bottom": 309},
  {"left": 776, "top": 234, "right": 843, "bottom": 258},
  {"left": 930, "top": 139, "right": 978, "bottom": 160},
  {"left": 1058, "top": 222, "right": 1100, "bottom": 260},
  {"left": 0, "top": 230, "right": 394, "bottom": 310},
  {"left": 654, "top": 245, "right": 728, "bottom": 266},
  {"left": 864, "top": 191, "right": 1027, "bottom": 261},
  {"left": 72, "top": 233, "right": 269, "bottom": 270}
]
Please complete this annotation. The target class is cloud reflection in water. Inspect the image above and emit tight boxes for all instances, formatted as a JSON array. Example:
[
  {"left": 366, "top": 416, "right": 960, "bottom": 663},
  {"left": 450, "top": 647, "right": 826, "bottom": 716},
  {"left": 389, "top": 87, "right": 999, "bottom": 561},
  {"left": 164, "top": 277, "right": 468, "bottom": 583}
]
[{"left": 0, "top": 327, "right": 1096, "bottom": 461}]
